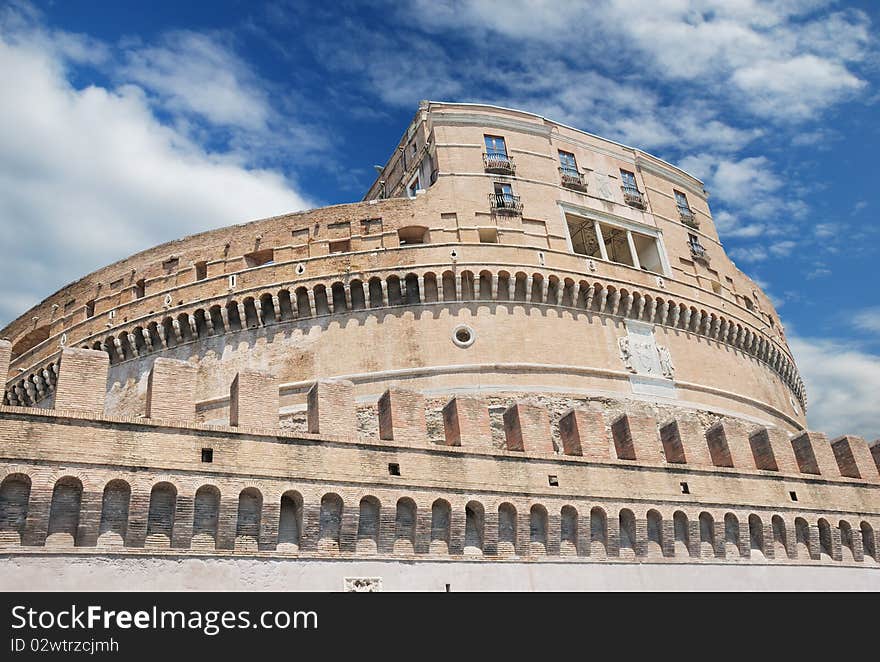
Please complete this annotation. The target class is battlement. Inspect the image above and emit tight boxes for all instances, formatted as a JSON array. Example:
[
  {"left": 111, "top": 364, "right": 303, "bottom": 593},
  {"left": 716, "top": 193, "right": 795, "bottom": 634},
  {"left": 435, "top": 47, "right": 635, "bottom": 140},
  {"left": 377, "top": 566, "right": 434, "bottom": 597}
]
[{"left": 0, "top": 347, "right": 877, "bottom": 567}]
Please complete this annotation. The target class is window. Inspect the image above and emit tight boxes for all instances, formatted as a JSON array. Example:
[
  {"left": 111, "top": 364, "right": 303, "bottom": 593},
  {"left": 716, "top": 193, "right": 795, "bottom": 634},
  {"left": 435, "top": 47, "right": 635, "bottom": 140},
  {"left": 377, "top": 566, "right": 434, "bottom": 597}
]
[
  {"left": 620, "top": 170, "right": 645, "bottom": 208},
  {"left": 134, "top": 280, "right": 145, "bottom": 299},
  {"left": 388, "top": 463, "right": 401, "bottom": 476},
  {"left": 484, "top": 135, "right": 514, "bottom": 174},
  {"left": 558, "top": 150, "right": 578, "bottom": 174},
  {"left": 244, "top": 249, "right": 274, "bottom": 268},
  {"left": 329, "top": 239, "right": 351, "bottom": 254},
  {"left": 565, "top": 213, "right": 666, "bottom": 274},
  {"left": 162, "top": 257, "right": 179, "bottom": 273},
  {"left": 688, "top": 233, "right": 707, "bottom": 260},
  {"left": 201, "top": 448, "right": 213, "bottom": 463},
  {"left": 195, "top": 261, "right": 208, "bottom": 281},
  {"left": 675, "top": 190, "right": 698, "bottom": 227},
  {"left": 407, "top": 174, "right": 421, "bottom": 198},
  {"left": 495, "top": 182, "right": 513, "bottom": 197},
  {"left": 680, "top": 482, "right": 690, "bottom": 494},
  {"left": 85, "top": 300, "right": 96, "bottom": 318},
  {"left": 398, "top": 225, "right": 428, "bottom": 245},
  {"left": 674, "top": 190, "right": 690, "bottom": 214},
  {"left": 789, "top": 491, "right": 797, "bottom": 502},
  {"left": 490, "top": 182, "right": 521, "bottom": 213},
  {"left": 484, "top": 135, "right": 507, "bottom": 157},
  {"left": 478, "top": 228, "right": 498, "bottom": 244},
  {"left": 548, "top": 475, "right": 559, "bottom": 487}
]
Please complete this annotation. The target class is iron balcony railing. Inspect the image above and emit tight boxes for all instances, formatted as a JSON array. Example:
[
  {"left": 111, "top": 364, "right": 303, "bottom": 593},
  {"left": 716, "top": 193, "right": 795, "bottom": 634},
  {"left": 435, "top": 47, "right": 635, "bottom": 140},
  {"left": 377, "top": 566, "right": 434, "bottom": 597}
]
[
  {"left": 489, "top": 192, "right": 523, "bottom": 214},
  {"left": 621, "top": 185, "right": 646, "bottom": 209},
  {"left": 559, "top": 167, "right": 587, "bottom": 191},
  {"left": 483, "top": 152, "right": 516, "bottom": 174},
  {"left": 689, "top": 241, "right": 709, "bottom": 261},
  {"left": 678, "top": 207, "right": 699, "bottom": 229}
]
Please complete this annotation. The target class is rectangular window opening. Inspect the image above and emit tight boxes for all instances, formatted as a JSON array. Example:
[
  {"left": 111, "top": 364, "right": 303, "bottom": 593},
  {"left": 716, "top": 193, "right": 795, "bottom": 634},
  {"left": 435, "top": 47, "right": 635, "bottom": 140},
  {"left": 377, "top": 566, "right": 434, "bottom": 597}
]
[
  {"left": 329, "top": 239, "right": 351, "bottom": 254},
  {"left": 388, "top": 462, "right": 401, "bottom": 476},
  {"left": 478, "top": 227, "right": 498, "bottom": 244},
  {"left": 195, "top": 261, "right": 208, "bottom": 281},
  {"left": 201, "top": 448, "right": 213, "bottom": 463},
  {"left": 548, "top": 475, "right": 559, "bottom": 487},
  {"left": 244, "top": 249, "right": 274, "bottom": 269},
  {"left": 789, "top": 491, "right": 797, "bottom": 502},
  {"left": 680, "top": 482, "right": 690, "bottom": 494}
]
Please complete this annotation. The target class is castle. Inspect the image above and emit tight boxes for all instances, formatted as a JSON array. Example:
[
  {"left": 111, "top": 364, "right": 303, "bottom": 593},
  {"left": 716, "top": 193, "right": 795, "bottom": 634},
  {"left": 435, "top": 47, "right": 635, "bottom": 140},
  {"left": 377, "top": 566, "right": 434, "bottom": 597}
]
[{"left": 0, "top": 101, "right": 877, "bottom": 590}]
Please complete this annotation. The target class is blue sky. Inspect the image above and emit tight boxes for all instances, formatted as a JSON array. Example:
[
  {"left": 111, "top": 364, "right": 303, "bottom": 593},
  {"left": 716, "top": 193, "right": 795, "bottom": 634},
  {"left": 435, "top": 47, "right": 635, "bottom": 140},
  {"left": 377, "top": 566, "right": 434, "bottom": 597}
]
[{"left": 0, "top": 0, "right": 878, "bottom": 438}]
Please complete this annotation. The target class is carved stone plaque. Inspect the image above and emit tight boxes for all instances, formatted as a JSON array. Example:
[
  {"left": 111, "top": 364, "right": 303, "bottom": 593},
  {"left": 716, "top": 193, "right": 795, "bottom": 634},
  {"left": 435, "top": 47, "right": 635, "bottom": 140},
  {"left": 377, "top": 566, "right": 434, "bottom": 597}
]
[{"left": 619, "top": 320, "right": 676, "bottom": 397}]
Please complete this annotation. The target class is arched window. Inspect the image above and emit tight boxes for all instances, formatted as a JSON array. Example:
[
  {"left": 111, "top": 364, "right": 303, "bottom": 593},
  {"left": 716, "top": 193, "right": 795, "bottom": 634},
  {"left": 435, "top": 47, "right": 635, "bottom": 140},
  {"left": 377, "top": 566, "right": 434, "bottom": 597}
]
[
  {"left": 560, "top": 506, "right": 578, "bottom": 556},
  {"left": 356, "top": 496, "right": 380, "bottom": 554},
  {"left": 839, "top": 521, "right": 854, "bottom": 562},
  {"left": 619, "top": 509, "right": 636, "bottom": 559},
  {"left": 98, "top": 480, "right": 131, "bottom": 547},
  {"left": 404, "top": 274, "right": 420, "bottom": 305},
  {"left": 699, "top": 512, "right": 715, "bottom": 558},
  {"left": 277, "top": 491, "right": 303, "bottom": 552},
  {"left": 724, "top": 513, "right": 740, "bottom": 559},
  {"left": 590, "top": 507, "right": 607, "bottom": 558},
  {"left": 818, "top": 518, "right": 833, "bottom": 560},
  {"left": 673, "top": 511, "right": 689, "bottom": 557},
  {"left": 772, "top": 515, "right": 788, "bottom": 559},
  {"left": 529, "top": 505, "right": 548, "bottom": 556},
  {"left": 795, "top": 517, "right": 810, "bottom": 559},
  {"left": 0, "top": 474, "right": 31, "bottom": 544},
  {"left": 646, "top": 510, "right": 663, "bottom": 557},
  {"left": 861, "top": 522, "right": 876, "bottom": 563},
  {"left": 394, "top": 498, "right": 416, "bottom": 554},
  {"left": 748, "top": 514, "right": 765, "bottom": 559},
  {"left": 192, "top": 485, "right": 220, "bottom": 550},
  {"left": 464, "top": 501, "right": 484, "bottom": 555},
  {"left": 235, "top": 488, "right": 263, "bottom": 551},
  {"left": 498, "top": 503, "right": 517, "bottom": 556},
  {"left": 11, "top": 325, "right": 50, "bottom": 359},
  {"left": 146, "top": 482, "right": 176, "bottom": 548},
  {"left": 397, "top": 225, "right": 428, "bottom": 246},
  {"left": 430, "top": 499, "right": 451, "bottom": 554},
  {"left": 318, "top": 493, "right": 343, "bottom": 552},
  {"left": 47, "top": 477, "right": 83, "bottom": 547}
]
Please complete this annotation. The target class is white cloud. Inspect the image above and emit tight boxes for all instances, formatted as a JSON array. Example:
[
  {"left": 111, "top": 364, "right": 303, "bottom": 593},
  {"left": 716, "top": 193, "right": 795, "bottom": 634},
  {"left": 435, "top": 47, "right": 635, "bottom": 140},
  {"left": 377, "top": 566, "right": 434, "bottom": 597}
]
[
  {"left": 731, "top": 55, "right": 865, "bottom": 119},
  {"left": 0, "top": 12, "right": 312, "bottom": 327},
  {"left": 790, "top": 336, "right": 880, "bottom": 440},
  {"left": 121, "top": 30, "right": 272, "bottom": 131},
  {"left": 854, "top": 308, "right": 880, "bottom": 334},
  {"left": 403, "top": 0, "right": 874, "bottom": 122}
]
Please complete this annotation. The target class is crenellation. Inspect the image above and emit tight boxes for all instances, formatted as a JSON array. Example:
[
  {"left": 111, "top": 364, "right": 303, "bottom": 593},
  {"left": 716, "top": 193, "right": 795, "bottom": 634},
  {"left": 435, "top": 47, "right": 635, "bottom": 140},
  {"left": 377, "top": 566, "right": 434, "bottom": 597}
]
[
  {"left": 146, "top": 358, "right": 197, "bottom": 422},
  {"left": 502, "top": 402, "right": 554, "bottom": 453},
  {"left": 378, "top": 387, "right": 427, "bottom": 446},
  {"left": 229, "top": 371, "right": 279, "bottom": 431},
  {"left": 53, "top": 348, "right": 109, "bottom": 415}
]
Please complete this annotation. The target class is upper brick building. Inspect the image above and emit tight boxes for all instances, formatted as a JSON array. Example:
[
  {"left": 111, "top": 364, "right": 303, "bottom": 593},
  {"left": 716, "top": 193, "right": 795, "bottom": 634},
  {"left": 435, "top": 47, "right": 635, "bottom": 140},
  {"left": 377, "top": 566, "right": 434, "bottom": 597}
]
[{"left": 0, "top": 102, "right": 876, "bottom": 590}]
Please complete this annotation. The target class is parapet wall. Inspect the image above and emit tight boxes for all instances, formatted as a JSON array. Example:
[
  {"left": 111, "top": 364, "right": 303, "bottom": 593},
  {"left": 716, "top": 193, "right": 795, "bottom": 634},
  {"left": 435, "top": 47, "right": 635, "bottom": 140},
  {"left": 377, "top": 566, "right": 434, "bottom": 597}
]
[{"left": 0, "top": 347, "right": 877, "bottom": 569}]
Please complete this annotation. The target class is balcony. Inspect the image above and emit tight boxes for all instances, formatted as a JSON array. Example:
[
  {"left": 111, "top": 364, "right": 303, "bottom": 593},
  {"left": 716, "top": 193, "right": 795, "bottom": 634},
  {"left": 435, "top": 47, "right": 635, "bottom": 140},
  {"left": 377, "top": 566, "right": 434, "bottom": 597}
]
[
  {"left": 621, "top": 185, "right": 646, "bottom": 209},
  {"left": 489, "top": 192, "right": 523, "bottom": 215},
  {"left": 483, "top": 152, "right": 516, "bottom": 175},
  {"left": 689, "top": 242, "right": 710, "bottom": 262},
  {"left": 679, "top": 207, "right": 699, "bottom": 229},
  {"left": 559, "top": 167, "right": 588, "bottom": 192}
]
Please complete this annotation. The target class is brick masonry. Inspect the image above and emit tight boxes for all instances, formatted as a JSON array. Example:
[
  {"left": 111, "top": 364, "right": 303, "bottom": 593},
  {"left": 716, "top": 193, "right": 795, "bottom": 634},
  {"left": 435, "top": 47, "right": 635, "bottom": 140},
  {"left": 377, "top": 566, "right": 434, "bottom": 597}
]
[{"left": 146, "top": 358, "right": 197, "bottom": 422}]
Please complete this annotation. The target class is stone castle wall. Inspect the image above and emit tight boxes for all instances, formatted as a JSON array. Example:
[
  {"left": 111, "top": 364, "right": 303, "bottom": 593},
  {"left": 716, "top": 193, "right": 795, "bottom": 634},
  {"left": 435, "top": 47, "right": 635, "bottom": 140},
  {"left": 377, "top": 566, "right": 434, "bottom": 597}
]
[{"left": 0, "top": 346, "right": 877, "bottom": 575}]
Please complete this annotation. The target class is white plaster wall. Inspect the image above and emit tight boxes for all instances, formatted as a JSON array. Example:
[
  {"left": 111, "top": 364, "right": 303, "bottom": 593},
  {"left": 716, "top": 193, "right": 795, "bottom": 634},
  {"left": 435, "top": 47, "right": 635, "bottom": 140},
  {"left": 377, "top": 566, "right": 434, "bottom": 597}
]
[{"left": 1, "top": 557, "right": 877, "bottom": 591}]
